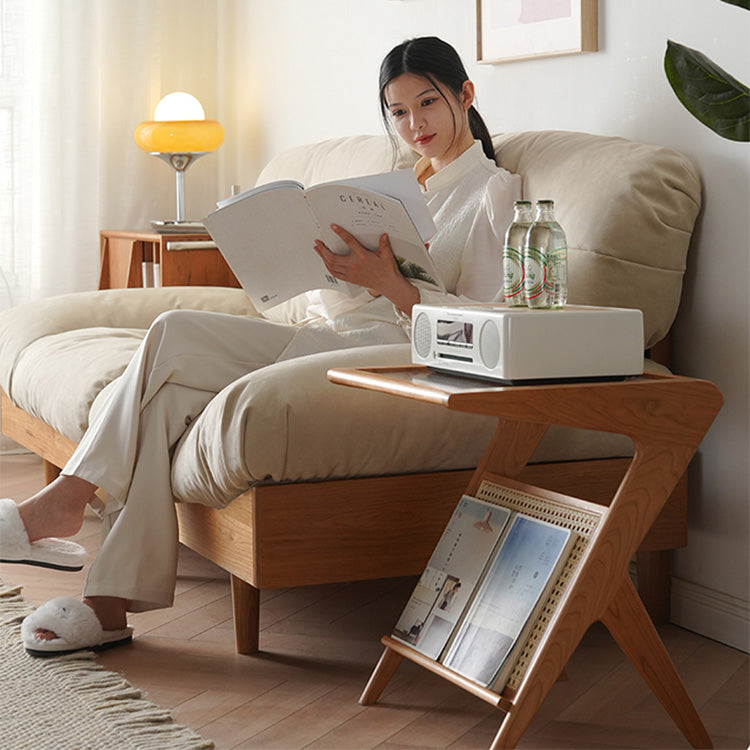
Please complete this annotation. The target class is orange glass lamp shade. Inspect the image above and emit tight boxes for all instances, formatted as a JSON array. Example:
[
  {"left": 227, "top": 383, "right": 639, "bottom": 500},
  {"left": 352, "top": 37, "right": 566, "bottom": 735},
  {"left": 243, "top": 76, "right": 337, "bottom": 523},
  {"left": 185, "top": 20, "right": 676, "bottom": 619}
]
[
  {"left": 133, "top": 119, "right": 224, "bottom": 154},
  {"left": 134, "top": 92, "right": 224, "bottom": 224}
]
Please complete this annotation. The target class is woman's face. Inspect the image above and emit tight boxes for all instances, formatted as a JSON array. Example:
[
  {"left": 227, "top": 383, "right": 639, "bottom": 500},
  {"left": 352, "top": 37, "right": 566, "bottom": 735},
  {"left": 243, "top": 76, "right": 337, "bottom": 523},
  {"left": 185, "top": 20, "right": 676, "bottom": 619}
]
[{"left": 384, "top": 73, "right": 475, "bottom": 171}]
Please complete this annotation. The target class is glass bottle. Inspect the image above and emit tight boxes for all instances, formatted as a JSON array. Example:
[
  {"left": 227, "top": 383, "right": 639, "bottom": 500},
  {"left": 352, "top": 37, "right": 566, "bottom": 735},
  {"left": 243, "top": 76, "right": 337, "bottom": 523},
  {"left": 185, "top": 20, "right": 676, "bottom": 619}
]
[
  {"left": 502, "top": 200, "right": 533, "bottom": 306},
  {"left": 523, "top": 200, "right": 568, "bottom": 309}
]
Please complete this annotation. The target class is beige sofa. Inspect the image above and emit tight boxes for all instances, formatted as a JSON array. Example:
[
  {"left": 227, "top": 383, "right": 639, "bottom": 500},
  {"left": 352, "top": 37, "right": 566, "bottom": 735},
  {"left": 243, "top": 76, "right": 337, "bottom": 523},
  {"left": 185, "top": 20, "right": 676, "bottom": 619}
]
[{"left": 0, "top": 130, "right": 701, "bottom": 653}]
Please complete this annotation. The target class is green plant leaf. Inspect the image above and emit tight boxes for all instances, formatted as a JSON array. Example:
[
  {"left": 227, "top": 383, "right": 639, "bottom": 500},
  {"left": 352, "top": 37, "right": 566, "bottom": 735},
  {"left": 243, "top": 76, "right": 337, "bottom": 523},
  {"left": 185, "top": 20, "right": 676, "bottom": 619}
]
[
  {"left": 664, "top": 40, "right": 749, "bottom": 141},
  {"left": 719, "top": 0, "right": 749, "bottom": 10}
]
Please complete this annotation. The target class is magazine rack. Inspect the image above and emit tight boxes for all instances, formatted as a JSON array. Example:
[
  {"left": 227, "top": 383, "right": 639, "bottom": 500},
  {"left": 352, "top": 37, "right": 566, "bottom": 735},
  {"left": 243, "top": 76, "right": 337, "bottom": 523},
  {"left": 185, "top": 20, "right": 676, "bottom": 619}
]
[{"left": 327, "top": 366, "right": 723, "bottom": 749}]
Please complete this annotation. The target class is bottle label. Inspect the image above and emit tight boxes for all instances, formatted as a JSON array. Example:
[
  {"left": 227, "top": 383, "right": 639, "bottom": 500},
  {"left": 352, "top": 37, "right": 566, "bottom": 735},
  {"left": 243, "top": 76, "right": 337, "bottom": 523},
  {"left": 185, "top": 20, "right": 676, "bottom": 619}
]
[
  {"left": 524, "top": 247, "right": 546, "bottom": 300},
  {"left": 503, "top": 247, "right": 524, "bottom": 299},
  {"left": 544, "top": 248, "right": 567, "bottom": 296}
]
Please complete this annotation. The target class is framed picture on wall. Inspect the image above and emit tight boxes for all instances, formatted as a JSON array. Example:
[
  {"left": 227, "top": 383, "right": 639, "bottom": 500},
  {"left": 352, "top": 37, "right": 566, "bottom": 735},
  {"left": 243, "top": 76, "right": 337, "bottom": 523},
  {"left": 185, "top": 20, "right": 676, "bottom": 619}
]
[{"left": 476, "top": 0, "right": 598, "bottom": 64}]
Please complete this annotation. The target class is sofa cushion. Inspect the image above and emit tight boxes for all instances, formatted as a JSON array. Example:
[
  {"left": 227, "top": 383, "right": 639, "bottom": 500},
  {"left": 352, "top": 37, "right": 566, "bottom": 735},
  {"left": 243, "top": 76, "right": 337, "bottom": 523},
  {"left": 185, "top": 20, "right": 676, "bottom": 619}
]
[
  {"left": 255, "top": 134, "right": 417, "bottom": 186},
  {"left": 0, "top": 287, "right": 258, "bottom": 442},
  {"left": 0, "top": 286, "right": 257, "bottom": 396},
  {"left": 492, "top": 131, "right": 701, "bottom": 348},
  {"left": 11, "top": 327, "right": 145, "bottom": 440},
  {"left": 170, "top": 343, "right": 646, "bottom": 509}
]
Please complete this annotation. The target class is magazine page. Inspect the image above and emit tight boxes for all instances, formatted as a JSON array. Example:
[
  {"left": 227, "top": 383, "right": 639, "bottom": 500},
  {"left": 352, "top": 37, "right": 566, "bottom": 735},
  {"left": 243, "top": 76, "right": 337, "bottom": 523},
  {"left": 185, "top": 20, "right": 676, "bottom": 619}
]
[
  {"left": 391, "top": 495, "right": 512, "bottom": 660},
  {"left": 214, "top": 179, "right": 305, "bottom": 209},
  {"left": 306, "top": 184, "right": 443, "bottom": 291},
  {"left": 318, "top": 168, "right": 436, "bottom": 243},
  {"left": 204, "top": 185, "right": 351, "bottom": 311},
  {"left": 441, "top": 514, "right": 573, "bottom": 687},
  {"left": 488, "top": 528, "right": 577, "bottom": 694}
]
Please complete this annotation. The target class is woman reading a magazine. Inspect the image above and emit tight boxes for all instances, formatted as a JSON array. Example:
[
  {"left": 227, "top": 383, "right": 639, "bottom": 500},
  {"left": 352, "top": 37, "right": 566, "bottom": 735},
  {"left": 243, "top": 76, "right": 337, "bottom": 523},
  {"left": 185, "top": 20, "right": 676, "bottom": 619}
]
[
  {"left": 3, "top": 36, "right": 521, "bottom": 656},
  {"left": 312, "top": 36, "right": 520, "bottom": 323}
]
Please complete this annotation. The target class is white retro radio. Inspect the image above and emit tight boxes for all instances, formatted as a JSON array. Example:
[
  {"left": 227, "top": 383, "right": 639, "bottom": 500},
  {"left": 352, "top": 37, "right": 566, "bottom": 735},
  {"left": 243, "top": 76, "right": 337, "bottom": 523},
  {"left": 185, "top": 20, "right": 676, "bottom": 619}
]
[{"left": 411, "top": 304, "right": 644, "bottom": 383}]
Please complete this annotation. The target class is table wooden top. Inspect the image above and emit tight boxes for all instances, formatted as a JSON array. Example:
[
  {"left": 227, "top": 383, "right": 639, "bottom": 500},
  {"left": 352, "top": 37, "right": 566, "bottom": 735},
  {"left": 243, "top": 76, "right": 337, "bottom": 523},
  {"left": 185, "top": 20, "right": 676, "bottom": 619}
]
[
  {"left": 327, "top": 365, "right": 723, "bottom": 442},
  {"left": 101, "top": 229, "right": 211, "bottom": 241}
]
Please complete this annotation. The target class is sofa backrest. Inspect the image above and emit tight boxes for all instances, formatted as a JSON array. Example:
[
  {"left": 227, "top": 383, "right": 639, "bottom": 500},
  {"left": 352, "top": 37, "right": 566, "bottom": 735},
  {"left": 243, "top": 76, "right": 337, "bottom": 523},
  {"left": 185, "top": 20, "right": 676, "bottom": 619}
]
[
  {"left": 256, "top": 134, "right": 417, "bottom": 186},
  {"left": 256, "top": 131, "right": 701, "bottom": 348}
]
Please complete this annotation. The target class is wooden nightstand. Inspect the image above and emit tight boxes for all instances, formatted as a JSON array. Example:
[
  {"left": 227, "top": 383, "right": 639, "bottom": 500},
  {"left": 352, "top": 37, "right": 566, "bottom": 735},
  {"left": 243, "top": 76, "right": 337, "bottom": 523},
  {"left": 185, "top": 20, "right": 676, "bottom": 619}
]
[{"left": 99, "top": 229, "right": 240, "bottom": 290}]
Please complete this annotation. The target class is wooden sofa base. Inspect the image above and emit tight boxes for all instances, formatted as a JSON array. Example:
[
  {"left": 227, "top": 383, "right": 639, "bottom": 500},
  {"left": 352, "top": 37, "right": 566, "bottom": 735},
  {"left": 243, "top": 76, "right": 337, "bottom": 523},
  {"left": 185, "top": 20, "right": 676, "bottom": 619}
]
[{"left": 2, "top": 388, "right": 686, "bottom": 654}]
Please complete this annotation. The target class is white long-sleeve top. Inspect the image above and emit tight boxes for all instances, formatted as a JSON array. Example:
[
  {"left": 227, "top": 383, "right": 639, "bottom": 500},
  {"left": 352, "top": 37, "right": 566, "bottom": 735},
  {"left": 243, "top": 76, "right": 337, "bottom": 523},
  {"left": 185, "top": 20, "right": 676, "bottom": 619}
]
[
  {"left": 264, "top": 141, "right": 521, "bottom": 339},
  {"left": 414, "top": 140, "right": 521, "bottom": 307}
]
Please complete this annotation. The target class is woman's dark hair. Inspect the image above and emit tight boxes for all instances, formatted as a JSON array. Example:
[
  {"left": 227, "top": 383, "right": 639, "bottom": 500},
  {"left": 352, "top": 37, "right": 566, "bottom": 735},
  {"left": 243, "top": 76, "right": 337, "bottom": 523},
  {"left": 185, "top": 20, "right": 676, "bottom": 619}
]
[{"left": 378, "top": 36, "right": 496, "bottom": 165}]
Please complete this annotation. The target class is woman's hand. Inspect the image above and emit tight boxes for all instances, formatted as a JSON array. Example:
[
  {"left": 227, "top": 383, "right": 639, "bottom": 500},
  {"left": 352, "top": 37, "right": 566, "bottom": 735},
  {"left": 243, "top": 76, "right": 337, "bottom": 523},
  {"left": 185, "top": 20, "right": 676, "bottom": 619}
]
[{"left": 314, "top": 225, "right": 420, "bottom": 316}]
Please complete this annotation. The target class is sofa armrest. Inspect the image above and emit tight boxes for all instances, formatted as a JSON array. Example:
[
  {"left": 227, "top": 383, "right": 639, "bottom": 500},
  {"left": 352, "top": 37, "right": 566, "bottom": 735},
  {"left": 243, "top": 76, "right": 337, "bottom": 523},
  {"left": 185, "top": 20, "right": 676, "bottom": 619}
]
[{"left": 0, "top": 286, "right": 258, "bottom": 389}]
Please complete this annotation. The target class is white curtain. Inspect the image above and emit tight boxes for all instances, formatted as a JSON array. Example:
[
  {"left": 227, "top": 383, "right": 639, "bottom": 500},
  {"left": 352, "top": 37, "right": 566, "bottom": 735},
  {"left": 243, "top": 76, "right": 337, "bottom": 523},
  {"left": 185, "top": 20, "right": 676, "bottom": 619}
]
[
  {"left": 0, "top": 0, "right": 256, "bottom": 452},
  {"left": 0, "top": 0, "right": 255, "bottom": 309}
]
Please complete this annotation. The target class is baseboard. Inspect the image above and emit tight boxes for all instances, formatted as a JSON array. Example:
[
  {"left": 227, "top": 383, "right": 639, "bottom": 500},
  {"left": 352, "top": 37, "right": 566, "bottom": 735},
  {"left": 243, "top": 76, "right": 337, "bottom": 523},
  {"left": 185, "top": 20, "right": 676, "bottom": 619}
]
[
  {"left": 627, "top": 560, "right": 749, "bottom": 652},
  {"left": 670, "top": 576, "right": 750, "bottom": 653}
]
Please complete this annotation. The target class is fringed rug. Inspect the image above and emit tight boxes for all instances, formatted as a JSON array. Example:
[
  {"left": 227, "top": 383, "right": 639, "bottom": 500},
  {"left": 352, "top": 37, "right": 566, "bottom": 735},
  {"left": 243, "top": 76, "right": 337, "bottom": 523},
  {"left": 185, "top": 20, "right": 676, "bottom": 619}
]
[{"left": 0, "top": 579, "right": 214, "bottom": 749}]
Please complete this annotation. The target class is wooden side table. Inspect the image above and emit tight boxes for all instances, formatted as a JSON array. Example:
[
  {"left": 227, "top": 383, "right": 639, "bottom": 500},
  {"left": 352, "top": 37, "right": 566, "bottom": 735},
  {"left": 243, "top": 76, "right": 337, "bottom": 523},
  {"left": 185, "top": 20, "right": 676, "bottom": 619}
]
[
  {"left": 327, "top": 365, "right": 723, "bottom": 749},
  {"left": 99, "top": 229, "right": 240, "bottom": 289}
]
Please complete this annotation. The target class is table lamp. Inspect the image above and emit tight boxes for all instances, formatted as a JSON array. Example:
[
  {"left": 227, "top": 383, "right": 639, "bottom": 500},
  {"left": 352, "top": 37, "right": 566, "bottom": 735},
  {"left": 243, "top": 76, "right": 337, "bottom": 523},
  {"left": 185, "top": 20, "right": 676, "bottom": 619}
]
[{"left": 134, "top": 92, "right": 224, "bottom": 227}]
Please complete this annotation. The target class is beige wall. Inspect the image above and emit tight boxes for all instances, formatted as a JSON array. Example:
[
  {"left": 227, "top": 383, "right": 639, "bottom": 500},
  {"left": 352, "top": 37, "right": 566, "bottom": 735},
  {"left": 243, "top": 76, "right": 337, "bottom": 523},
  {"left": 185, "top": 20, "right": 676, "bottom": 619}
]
[{"left": 228, "top": 0, "right": 749, "bottom": 650}]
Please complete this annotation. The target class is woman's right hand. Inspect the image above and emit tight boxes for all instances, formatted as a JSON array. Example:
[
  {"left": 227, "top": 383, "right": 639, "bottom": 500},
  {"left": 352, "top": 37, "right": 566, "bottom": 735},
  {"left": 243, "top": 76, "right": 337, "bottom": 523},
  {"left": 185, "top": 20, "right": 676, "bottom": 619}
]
[{"left": 314, "top": 225, "right": 420, "bottom": 316}]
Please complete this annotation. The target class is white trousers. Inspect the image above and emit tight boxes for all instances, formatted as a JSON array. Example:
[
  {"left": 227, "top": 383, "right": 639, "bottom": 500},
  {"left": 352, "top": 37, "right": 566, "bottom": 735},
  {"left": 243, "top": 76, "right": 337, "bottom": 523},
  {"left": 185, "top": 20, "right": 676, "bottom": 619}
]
[{"left": 63, "top": 308, "right": 405, "bottom": 611}]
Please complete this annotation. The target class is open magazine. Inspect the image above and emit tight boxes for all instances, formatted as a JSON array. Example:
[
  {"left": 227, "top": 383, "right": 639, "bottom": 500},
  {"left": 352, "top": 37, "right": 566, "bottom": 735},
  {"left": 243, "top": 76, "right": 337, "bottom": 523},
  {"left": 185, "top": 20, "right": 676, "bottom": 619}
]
[{"left": 203, "top": 169, "right": 443, "bottom": 312}]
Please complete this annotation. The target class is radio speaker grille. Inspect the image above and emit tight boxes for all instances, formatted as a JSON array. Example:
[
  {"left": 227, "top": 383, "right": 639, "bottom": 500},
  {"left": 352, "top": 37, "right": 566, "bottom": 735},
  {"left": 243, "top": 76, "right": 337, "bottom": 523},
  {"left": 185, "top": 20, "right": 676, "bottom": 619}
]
[
  {"left": 479, "top": 320, "right": 501, "bottom": 369},
  {"left": 413, "top": 313, "right": 432, "bottom": 359}
]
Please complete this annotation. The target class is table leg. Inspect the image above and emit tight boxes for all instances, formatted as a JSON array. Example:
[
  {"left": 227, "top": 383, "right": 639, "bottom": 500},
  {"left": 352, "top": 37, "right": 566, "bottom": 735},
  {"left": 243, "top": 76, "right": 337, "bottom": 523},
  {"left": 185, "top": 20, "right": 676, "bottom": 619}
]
[
  {"left": 601, "top": 576, "right": 712, "bottom": 748},
  {"left": 488, "top": 574, "right": 712, "bottom": 750},
  {"left": 488, "top": 597, "right": 590, "bottom": 749},
  {"left": 467, "top": 420, "right": 548, "bottom": 495},
  {"left": 637, "top": 548, "right": 672, "bottom": 624},
  {"left": 43, "top": 459, "right": 62, "bottom": 485},
  {"left": 230, "top": 575, "right": 260, "bottom": 655},
  {"left": 359, "top": 645, "right": 404, "bottom": 705}
]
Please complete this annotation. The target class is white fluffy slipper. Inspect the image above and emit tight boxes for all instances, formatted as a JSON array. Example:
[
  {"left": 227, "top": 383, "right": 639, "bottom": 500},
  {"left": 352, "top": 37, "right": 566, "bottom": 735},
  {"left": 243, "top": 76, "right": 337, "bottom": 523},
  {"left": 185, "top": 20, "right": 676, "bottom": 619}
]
[
  {"left": 21, "top": 597, "right": 133, "bottom": 658},
  {"left": 0, "top": 497, "right": 86, "bottom": 571}
]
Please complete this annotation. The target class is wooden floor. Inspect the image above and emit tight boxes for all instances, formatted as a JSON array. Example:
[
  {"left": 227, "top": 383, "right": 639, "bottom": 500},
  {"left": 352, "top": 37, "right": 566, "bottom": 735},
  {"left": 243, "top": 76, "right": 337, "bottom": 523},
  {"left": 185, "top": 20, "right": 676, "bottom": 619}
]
[{"left": 1, "top": 452, "right": 748, "bottom": 750}]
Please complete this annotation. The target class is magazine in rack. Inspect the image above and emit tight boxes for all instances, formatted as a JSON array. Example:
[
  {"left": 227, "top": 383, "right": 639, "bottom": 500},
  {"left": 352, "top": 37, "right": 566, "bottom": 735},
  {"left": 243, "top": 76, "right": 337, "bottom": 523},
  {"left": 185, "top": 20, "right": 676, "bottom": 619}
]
[
  {"left": 392, "top": 493, "right": 576, "bottom": 693},
  {"left": 392, "top": 495, "right": 512, "bottom": 660},
  {"left": 441, "top": 513, "right": 576, "bottom": 692}
]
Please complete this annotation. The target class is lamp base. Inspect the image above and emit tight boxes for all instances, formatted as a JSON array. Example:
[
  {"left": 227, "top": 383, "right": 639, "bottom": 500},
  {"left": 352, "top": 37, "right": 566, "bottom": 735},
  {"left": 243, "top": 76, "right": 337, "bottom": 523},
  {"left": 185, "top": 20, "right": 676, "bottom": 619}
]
[
  {"left": 151, "top": 152, "right": 207, "bottom": 223},
  {"left": 150, "top": 220, "right": 209, "bottom": 234}
]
